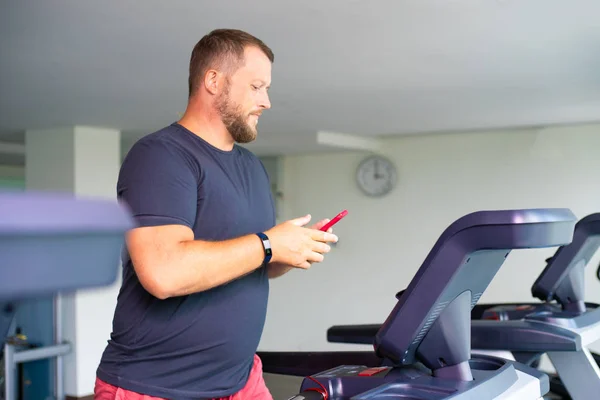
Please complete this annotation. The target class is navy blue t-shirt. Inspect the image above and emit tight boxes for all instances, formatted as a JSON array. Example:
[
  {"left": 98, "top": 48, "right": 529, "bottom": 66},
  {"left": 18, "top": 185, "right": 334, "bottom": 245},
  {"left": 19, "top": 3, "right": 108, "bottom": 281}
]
[{"left": 96, "top": 123, "right": 276, "bottom": 399}]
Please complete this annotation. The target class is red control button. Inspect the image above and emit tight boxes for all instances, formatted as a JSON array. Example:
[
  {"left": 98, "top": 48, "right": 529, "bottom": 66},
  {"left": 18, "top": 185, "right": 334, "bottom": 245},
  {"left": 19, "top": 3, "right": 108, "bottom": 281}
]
[{"left": 358, "top": 367, "right": 389, "bottom": 376}]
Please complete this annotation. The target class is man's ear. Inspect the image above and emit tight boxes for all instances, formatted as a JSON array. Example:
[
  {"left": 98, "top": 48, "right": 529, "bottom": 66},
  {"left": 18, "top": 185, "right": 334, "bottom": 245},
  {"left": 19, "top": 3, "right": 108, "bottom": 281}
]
[{"left": 204, "top": 69, "right": 220, "bottom": 95}]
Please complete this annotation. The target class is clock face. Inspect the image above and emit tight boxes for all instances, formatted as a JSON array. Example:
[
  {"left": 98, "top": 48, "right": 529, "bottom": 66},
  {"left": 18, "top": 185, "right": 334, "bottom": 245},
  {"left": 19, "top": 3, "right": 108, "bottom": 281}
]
[{"left": 356, "top": 155, "right": 397, "bottom": 197}]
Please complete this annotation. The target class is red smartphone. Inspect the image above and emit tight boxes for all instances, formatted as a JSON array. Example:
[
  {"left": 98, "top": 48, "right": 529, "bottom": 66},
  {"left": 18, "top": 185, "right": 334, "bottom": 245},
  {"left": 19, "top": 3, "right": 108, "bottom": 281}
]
[{"left": 320, "top": 209, "right": 348, "bottom": 231}]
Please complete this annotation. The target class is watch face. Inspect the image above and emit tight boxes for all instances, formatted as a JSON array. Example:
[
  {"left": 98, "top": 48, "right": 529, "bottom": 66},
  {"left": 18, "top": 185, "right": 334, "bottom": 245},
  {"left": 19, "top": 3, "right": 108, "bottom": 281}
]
[{"left": 356, "top": 155, "right": 397, "bottom": 197}]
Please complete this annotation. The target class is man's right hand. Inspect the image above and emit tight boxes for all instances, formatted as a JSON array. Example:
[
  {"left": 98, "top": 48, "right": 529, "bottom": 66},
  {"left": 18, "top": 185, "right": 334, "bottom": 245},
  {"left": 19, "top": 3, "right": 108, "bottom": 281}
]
[{"left": 265, "top": 214, "right": 339, "bottom": 269}]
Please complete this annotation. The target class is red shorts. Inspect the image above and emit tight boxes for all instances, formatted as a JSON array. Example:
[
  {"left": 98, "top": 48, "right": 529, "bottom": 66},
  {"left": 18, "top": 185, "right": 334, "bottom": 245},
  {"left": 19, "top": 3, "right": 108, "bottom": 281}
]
[{"left": 94, "top": 354, "right": 273, "bottom": 400}]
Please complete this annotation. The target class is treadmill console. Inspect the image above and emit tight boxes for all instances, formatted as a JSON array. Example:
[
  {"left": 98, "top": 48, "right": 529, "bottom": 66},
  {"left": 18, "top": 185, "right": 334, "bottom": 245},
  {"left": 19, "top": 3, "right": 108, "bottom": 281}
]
[{"left": 374, "top": 208, "right": 576, "bottom": 380}]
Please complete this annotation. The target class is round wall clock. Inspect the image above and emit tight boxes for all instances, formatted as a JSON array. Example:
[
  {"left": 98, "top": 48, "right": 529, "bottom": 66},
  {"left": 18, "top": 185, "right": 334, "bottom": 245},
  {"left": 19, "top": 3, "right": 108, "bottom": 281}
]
[{"left": 355, "top": 154, "right": 397, "bottom": 197}]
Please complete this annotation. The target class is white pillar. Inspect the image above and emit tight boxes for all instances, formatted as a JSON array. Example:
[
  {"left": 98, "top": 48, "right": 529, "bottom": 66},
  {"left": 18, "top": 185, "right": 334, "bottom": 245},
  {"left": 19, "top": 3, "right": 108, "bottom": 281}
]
[{"left": 25, "top": 125, "right": 122, "bottom": 398}]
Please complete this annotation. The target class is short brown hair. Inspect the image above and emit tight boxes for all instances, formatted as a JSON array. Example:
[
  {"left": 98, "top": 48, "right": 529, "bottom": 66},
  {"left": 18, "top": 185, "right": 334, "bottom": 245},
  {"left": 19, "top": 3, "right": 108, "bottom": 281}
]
[{"left": 188, "top": 29, "right": 274, "bottom": 98}]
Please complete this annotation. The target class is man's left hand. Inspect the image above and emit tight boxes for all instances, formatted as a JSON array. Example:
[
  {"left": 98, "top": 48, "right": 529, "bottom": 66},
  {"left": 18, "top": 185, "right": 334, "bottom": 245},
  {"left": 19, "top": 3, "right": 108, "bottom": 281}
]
[{"left": 267, "top": 218, "right": 334, "bottom": 279}]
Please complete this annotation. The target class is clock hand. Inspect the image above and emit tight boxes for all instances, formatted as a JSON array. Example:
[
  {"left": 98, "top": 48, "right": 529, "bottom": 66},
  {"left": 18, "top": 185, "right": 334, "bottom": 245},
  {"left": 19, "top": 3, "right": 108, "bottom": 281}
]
[{"left": 374, "top": 160, "right": 382, "bottom": 179}]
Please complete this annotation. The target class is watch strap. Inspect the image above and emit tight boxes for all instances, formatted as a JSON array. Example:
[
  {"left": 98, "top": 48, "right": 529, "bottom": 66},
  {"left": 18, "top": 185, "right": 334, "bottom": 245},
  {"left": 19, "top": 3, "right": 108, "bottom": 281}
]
[{"left": 256, "top": 232, "right": 272, "bottom": 265}]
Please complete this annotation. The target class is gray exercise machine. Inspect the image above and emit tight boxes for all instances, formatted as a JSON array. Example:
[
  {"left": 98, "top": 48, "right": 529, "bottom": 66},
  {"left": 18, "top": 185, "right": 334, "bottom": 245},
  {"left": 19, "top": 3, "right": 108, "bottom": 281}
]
[
  {"left": 0, "top": 191, "right": 133, "bottom": 400},
  {"left": 471, "top": 212, "right": 600, "bottom": 399},
  {"left": 283, "top": 208, "right": 577, "bottom": 399}
]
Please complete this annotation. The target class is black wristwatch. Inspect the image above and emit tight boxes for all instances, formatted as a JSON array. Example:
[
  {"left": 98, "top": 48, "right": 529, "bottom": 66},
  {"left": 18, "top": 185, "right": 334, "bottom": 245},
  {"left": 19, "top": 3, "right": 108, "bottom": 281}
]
[{"left": 256, "top": 232, "right": 272, "bottom": 265}]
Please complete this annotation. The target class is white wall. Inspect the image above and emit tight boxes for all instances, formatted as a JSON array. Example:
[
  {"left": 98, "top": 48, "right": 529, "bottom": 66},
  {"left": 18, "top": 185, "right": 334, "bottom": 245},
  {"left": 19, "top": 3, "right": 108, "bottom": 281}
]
[{"left": 259, "top": 124, "right": 600, "bottom": 359}]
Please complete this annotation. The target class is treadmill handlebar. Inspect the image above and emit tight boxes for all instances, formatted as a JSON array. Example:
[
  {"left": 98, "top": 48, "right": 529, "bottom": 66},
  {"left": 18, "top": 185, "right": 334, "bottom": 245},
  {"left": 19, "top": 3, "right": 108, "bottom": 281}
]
[
  {"left": 0, "top": 190, "right": 133, "bottom": 234},
  {"left": 374, "top": 208, "right": 577, "bottom": 379},
  {"left": 327, "top": 324, "right": 379, "bottom": 345}
]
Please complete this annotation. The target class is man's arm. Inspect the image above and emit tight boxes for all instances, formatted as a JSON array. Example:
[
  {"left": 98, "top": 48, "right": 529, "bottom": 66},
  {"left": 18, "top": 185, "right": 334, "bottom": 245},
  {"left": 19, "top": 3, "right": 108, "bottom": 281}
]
[
  {"left": 127, "top": 224, "right": 265, "bottom": 298},
  {"left": 129, "top": 215, "right": 337, "bottom": 299}
]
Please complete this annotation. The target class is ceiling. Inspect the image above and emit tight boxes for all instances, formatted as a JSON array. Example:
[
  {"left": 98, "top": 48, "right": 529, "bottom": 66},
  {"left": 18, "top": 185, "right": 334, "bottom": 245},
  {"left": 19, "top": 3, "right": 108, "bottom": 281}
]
[{"left": 1, "top": 0, "right": 600, "bottom": 162}]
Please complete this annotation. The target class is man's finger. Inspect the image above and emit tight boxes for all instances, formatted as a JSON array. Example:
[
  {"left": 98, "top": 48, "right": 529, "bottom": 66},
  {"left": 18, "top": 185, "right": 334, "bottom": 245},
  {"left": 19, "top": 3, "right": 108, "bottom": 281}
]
[
  {"left": 315, "top": 242, "right": 331, "bottom": 254},
  {"left": 310, "top": 230, "right": 338, "bottom": 243},
  {"left": 307, "top": 251, "right": 325, "bottom": 263},
  {"left": 313, "top": 218, "right": 330, "bottom": 230},
  {"left": 299, "top": 261, "right": 311, "bottom": 269},
  {"left": 290, "top": 214, "right": 312, "bottom": 226}
]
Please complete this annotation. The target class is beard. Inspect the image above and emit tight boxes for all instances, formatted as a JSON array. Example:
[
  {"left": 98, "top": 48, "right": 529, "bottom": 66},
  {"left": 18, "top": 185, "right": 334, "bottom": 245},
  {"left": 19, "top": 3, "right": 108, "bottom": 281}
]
[{"left": 215, "top": 82, "right": 258, "bottom": 144}]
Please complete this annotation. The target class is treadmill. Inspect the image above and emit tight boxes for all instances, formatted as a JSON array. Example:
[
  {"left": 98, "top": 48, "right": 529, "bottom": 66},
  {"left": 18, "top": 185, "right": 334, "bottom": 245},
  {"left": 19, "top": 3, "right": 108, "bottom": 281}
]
[
  {"left": 0, "top": 191, "right": 133, "bottom": 400},
  {"left": 277, "top": 208, "right": 577, "bottom": 399},
  {"left": 470, "top": 212, "right": 600, "bottom": 399},
  {"left": 322, "top": 213, "right": 600, "bottom": 399}
]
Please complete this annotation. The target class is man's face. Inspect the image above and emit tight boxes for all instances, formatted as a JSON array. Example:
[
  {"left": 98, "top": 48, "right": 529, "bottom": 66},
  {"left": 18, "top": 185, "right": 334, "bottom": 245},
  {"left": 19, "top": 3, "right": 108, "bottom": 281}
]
[{"left": 215, "top": 46, "right": 272, "bottom": 144}]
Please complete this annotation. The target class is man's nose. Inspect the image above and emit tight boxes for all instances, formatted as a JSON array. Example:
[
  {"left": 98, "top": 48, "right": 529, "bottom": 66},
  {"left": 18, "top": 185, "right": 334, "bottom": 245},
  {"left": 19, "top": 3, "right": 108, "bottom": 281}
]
[{"left": 259, "top": 91, "right": 271, "bottom": 110}]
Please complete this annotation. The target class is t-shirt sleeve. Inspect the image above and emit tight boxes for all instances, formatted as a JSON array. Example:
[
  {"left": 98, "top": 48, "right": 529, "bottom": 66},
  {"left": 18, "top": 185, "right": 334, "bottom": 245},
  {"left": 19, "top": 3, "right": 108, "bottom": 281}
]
[{"left": 117, "top": 138, "right": 198, "bottom": 229}]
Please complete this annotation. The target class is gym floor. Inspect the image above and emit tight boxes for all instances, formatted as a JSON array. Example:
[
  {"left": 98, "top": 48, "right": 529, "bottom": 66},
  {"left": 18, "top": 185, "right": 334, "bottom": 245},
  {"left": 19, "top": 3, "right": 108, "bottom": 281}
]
[{"left": 264, "top": 374, "right": 303, "bottom": 399}]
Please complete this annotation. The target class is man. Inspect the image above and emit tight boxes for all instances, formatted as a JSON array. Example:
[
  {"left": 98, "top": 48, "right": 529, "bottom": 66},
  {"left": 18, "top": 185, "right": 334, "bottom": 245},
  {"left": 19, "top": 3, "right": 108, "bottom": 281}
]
[{"left": 94, "top": 29, "right": 338, "bottom": 400}]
